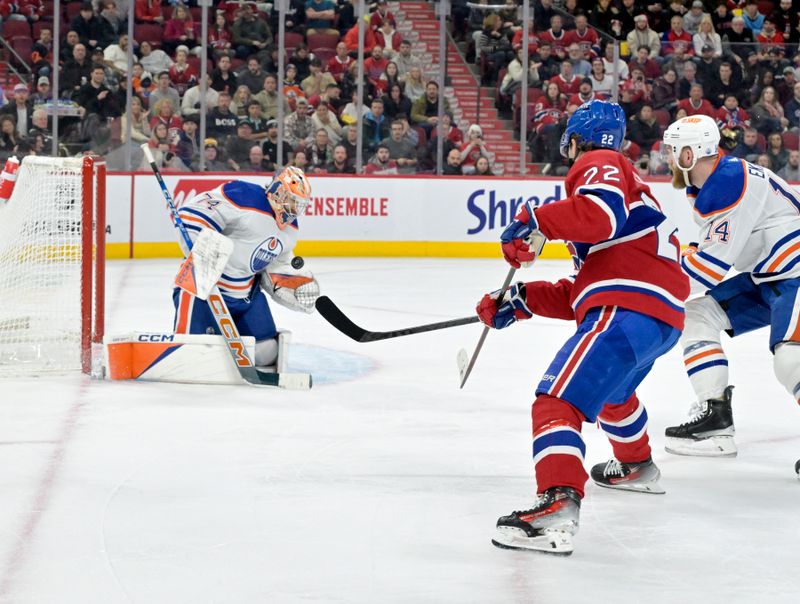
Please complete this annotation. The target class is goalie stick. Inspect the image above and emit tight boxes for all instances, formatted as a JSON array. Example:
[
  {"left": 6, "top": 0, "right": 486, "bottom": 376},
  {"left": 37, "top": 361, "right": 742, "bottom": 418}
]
[
  {"left": 315, "top": 296, "right": 481, "bottom": 342},
  {"left": 140, "top": 144, "right": 311, "bottom": 390}
]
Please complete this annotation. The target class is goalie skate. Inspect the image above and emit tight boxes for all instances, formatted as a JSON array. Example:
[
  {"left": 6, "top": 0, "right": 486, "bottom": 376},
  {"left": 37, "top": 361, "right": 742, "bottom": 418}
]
[
  {"left": 491, "top": 487, "right": 580, "bottom": 556},
  {"left": 665, "top": 386, "right": 737, "bottom": 458},
  {"left": 590, "top": 457, "right": 665, "bottom": 494}
]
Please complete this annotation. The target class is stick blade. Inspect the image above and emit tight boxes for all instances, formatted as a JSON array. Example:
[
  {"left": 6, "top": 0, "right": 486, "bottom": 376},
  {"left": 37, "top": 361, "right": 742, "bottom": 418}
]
[
  {"left": 244, "top": 368, "right": 313, "bottom": 390},
  {"left": 314, "top": 296, "right": 368, "bottom": 342},
  {"left": 457, "top": 348, "right": 469, "bottom": 385}
]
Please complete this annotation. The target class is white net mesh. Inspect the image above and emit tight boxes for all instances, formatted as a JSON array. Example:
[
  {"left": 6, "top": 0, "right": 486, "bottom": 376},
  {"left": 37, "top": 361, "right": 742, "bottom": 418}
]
[{"left": 0, "top": 157, "right": 93, "bottom": 375}]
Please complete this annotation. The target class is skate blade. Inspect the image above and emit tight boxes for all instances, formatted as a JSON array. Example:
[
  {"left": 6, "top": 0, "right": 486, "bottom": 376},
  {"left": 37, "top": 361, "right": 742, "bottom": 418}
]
[
  {"left": 665, "top": 436, "right": 738, "bottom": 458},
  {"left": 491, "top": 527, "right": 574, "bottom": 555},
  {"left": 594, "top": 479, "right": 665, "bottom": 495}
]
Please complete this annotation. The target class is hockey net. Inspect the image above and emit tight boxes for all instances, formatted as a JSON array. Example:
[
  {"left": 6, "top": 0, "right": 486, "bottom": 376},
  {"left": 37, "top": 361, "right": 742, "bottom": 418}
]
[{"left": 0, "top": 156, "right": 106, "bottom": 376}]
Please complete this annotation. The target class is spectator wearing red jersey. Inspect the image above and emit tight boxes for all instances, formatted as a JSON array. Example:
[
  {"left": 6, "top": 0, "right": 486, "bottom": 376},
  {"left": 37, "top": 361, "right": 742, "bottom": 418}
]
[
  {"left": 164, "top": 4, "right": 198, "bottom": 54},
  {"left": 168, "top": 46, "right": 197, "bottom": 97},
  {"left": 511, "top": 27, "right": 539, "bottom": 53},
  {"left": 539, "top": 14, "right": 568, "bottom": 59},
  {"left": 677, "top": 83, "right": 715, "bottom": 117},
  {"left": 716, "top": 94, "right": 750, "bottom": 132},
  {"left": 459, "top": 124, "right": 490, "bottom": 174},
  {"left": 134, "top": 0, "right": 163, "bottom": 24},
  {"left": 149, "top": 97, "right": 183, "bottom": 140},
  {"left": 628, "top": 45, "right": 661, "bottom": 81},
  {"left": 369, "top": 0, "right": 395, "bottom": 31},
  {"left": 549, "top": 60, "right": 581, "bottom": 96},
  {"left": 757, "top": 16, "right": 786, "bottom": 55},
  {"left": 0, "top": 0, "right": 43, "bottom": 22},
  {"left": 364, "top": 45, "right": 389, "bottom": 87},
  {"left": 327, "top": 42, "right": 354, "bottom": 82},
  {"left": 565, "top": 14, "right": 599, "bottom": 58},
  {"left": 662, "top": 15, "right": 694, "bottom": 57},
  {"left": 530, "top": 81, "right": 566, "bottom": 169},
  {"left": 208, "top": 11, "right": 232, "bottom": 59}
]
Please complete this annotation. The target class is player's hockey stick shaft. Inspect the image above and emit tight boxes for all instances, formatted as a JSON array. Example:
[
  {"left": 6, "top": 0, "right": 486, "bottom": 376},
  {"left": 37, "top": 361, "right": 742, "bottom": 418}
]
[
  {"left": 315, "top": 296, "right": 480, "bottom": 342},
  {"left": 458, "top": 267, "right": 516, "bottom": 389},
  {"left": 140, "top": 144, "right": 310, "bottom": 389}
]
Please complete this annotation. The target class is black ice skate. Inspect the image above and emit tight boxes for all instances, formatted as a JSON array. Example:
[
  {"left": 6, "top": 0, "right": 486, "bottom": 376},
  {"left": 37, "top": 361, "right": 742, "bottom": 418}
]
[
  {"left": 491, "top": 487, "right": 580, "bottom": 555},
  {"left": 795, "top": 459, "right": 799, "bottom": 479},
  {"left": 664, "top": 386, "right": 736, "bottom": 457},
  {"left": 590, "top": 457, "right": 665, "bottom": 494}
]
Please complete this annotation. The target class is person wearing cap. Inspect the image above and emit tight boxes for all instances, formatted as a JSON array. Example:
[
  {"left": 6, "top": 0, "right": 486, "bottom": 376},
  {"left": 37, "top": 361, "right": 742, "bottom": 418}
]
[
  {"left": 253, "top": 73, "right": 290, "bottom": 121},
  {"left": 261, "top": 119, "right": 289, "bottom": 168},
  {"left": 693, "top": 15, "right": 722, "bottom": 58},
  {"left": 0, "top": 84, "right": 32, "bottom": 137},
  {"left": 284, "top": 97, "right": 314, "bottom": 150},
  {"left": 174, "top": 114, "right": 200, "bottom": 168},
  {"left": 683, "top": 0, "right": 707, "bottom": 36},
  {"left": 201, "top": 138, "right": 226, "bottom": 171},
  {"left": 301, "top": 58, "right": 336, "bottom": 99},
  {"left": 181, "top": 74, "right": 219, "bottom": 118},
  {"left": 627, "top": 14, "right": 661, "bottom": 61},
  {"left": 776, "top": 65, "right": 797, "bottom": 106},
  {"left": 30, "top": 76, "right": 51, "bottom": 104}
]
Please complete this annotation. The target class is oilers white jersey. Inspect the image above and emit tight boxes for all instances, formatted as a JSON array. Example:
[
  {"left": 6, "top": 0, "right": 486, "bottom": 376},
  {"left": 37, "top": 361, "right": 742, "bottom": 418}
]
[
  {"left": 682, "top": 155, "right": 800, "bottom": 293},
  {"left": 177, "top": 180, "right": 299, "bottom": 299}
]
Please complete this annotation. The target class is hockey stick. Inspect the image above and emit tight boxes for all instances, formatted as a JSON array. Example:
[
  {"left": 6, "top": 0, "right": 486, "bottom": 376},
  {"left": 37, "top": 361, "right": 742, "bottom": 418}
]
[
  {"left": 457, "top": 267, "right": 516, "bottom": 389},
  {"left": 140, "top": 144, "right": 311, "bottom": 390},
  {"left": 315, "top": 295, "right": 481, "bottom": 342}
]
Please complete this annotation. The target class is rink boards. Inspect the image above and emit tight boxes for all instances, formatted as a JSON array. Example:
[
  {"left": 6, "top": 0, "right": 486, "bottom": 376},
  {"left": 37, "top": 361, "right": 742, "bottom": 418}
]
[{"left": 100, "top": 172, "right": 701, "bottom": 260}]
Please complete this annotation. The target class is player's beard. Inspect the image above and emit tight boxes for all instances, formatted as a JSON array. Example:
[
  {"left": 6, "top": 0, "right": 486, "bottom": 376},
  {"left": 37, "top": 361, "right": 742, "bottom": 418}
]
[{"left": 669, "top": 164, "right": 688, "bottom": 189}]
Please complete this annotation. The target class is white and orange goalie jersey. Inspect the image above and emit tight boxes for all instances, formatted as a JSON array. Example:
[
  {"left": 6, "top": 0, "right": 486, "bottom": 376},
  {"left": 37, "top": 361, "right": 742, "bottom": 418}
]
[
  {"left": 177, "top": 179, "right": 314, "bottom": 308},
  {"left": 682, "top": 155, "right": 800, "bottom": 293}
]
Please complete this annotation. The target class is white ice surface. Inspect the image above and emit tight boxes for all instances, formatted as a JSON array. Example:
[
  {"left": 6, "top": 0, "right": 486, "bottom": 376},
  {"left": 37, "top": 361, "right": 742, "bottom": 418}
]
[{"left": 1, "top": 258, "right": 799, "bottom": 604}]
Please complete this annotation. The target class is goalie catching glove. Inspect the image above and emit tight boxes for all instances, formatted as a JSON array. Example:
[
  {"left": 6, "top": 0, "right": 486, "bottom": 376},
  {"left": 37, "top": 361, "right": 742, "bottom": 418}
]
[
  {"left": 262, "top": 258, "right": 320, "bottom": 313},
  {"left": 476, "top": 282, "right": 533, "bottom": 329}
]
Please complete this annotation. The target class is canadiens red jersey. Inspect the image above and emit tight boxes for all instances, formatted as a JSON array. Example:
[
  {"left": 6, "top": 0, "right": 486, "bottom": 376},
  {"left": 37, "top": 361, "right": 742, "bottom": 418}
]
[{"left": 525, "top": 149, "right": 689, "bottom": 330}]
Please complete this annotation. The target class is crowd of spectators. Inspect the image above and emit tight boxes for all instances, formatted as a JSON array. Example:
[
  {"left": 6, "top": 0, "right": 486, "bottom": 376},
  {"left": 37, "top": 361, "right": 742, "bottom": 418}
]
[
  {"left": 0, "top": 0, "right": 497, "bottom": 175},
  {"left": 462, "top": 0, "right": 800, "bottom": 178}
]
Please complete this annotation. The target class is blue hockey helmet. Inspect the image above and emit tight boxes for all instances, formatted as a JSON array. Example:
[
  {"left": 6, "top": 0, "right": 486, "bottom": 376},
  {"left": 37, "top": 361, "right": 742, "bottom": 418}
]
[{"left": 559, "top": 100, "right": 626, "bottom": 158}]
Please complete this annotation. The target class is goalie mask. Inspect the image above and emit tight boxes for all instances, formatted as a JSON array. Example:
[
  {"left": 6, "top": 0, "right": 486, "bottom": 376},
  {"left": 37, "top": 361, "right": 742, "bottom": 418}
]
[{"left": 266, "top": 166, "right": 311, "bottom": 229}]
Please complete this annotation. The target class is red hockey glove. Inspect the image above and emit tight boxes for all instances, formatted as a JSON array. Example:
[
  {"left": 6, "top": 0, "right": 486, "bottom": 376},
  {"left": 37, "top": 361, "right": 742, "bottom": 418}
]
[
  {"left": 476, "top": 282, "right": 533, "bottom": 329},
  {"left": 500, "top": 201, "right": 546, "bottom": 268}
]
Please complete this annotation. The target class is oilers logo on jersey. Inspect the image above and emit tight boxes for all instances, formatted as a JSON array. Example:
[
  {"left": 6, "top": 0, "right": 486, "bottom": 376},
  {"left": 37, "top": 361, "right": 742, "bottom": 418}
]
[{"left": 251, "top": 237, "right": 284, "bottom": 272}]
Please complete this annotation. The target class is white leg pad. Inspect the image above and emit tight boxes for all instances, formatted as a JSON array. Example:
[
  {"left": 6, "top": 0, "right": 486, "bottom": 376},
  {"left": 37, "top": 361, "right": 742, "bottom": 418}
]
[
  {"left": 774, "top": 342, "right": 800, "bottom": 402},
  {"left": 254, "top": 329, "right": 291, "bottom": 372}
]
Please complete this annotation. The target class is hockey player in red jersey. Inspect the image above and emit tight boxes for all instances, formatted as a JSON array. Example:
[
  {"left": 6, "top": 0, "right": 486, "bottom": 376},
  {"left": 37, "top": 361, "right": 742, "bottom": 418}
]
[{"left": 477, "top": 100, "right": 689, "bottom": 554}]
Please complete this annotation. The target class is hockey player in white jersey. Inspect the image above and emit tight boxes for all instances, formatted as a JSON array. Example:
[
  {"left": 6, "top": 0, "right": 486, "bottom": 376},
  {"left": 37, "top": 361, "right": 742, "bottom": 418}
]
[
  {"left": 662, "top": 114, "right": 800, "bottom": 459},
  {"left": 173, "top": 166, "right": 319, "bottom": 369}
]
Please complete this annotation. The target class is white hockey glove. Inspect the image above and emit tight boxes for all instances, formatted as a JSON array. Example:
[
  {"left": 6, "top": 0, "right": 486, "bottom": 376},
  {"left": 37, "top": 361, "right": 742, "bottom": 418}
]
[{"left": 262, "top": 258, "right": 320, "bottom": 313}]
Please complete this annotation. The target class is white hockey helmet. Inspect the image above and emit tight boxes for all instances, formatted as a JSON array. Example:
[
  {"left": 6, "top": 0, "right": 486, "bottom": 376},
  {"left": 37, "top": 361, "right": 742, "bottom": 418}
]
[{"left": 662, "top": 114, "right": 720, "bottom": 173}]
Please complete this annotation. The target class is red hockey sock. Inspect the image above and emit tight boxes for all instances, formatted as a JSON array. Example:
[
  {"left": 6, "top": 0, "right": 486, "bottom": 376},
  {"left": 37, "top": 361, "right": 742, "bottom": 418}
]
[
  {"left": 597, "top": 393, "right": 652, "bottom": 463},
  {"left": 531, "top": 394, "right": 588, "bottom": 498}
]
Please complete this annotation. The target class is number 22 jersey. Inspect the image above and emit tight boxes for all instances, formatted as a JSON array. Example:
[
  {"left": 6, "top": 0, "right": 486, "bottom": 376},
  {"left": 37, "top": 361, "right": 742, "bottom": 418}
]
[{"left": 524, "top": 149, "right": 690, "bottom": 330}]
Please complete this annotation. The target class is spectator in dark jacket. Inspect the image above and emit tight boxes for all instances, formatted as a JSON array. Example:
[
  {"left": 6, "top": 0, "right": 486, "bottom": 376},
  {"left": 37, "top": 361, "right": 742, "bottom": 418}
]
[
  {"left": 232, "top": 3, "right": 271, "bottom": 59},
  {"left": 627, "top": 104, "right": 662, "bottom": 151},
  {"left": 74, "top": 64, "right": 120, "bottom": 119},
  {"left": 60, "top": 43, "right": 93, "bottom": 96},
  {"left": 70, "top": 2, "right": 114, "bottom": 52}
]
